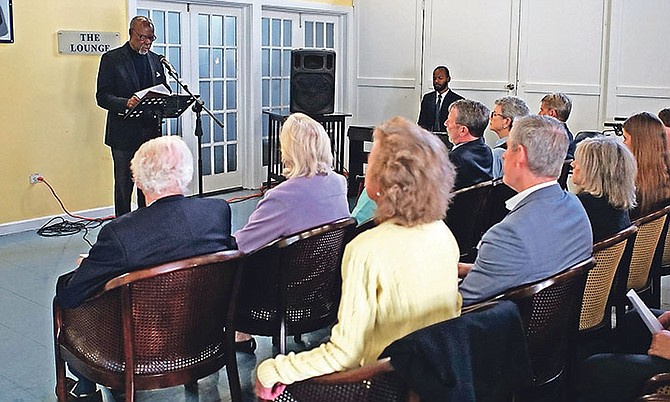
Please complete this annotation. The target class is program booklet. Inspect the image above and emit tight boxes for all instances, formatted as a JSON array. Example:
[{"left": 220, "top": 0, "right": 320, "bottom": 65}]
[{"left": 626, "top": 289, "right": 664, "bottom": 333}]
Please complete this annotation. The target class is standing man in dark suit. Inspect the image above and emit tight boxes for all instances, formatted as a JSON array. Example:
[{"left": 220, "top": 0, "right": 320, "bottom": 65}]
[
  {"left": 445, "top": 99, "right": 493, "bottom": 190},
  {"left": 96, "top": 16, "right": 168, "bottom": 217},
  {"left": 55, "top": 136, "right": 235, "bottom": 401},
  {"left": 417, "top": 66, "right": 464, "bottom": 132}
]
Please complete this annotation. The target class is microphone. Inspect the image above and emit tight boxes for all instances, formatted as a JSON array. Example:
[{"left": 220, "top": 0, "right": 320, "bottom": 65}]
[{"left": 159, "top": 55, "right": 177, "bottom": 76}]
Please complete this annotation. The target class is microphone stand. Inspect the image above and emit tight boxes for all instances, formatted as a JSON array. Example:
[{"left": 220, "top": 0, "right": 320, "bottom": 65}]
[{"left": 163, "top": 64, "right": 224, "bottom": 198}]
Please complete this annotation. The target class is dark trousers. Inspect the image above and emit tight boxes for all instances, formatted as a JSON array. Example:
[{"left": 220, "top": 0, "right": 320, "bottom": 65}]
[
  {"left": 578, "top": 310, "right": 670, "bottom": 401},
  {"left": 112, "top": 148, "right": 145, "bottom": 217}
]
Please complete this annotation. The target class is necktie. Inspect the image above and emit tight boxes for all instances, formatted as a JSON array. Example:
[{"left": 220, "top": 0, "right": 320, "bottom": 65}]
[{"left": 434, "top": 94, "right": 443, "bottom": 131}]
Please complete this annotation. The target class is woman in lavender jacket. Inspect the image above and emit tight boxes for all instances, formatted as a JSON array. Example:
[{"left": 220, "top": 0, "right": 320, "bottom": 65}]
[{"left": 233, "top": 112, "right": 350, "bottom": 352}]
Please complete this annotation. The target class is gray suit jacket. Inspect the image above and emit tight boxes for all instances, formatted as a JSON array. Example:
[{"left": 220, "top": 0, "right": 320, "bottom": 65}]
[{"left": 459, "top": 184, "right": 593, "bottom": 305}]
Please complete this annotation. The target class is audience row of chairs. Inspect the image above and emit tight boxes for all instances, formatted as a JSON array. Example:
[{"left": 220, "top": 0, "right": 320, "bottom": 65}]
[
  {"left": 275, "top": 202, "right": 670, "bottom": 401},
  {"left": 53, "top": 217, "right": 358, "bottom": 402},
  {"left": 53, "top": 199, "right": 670, "bottom": 402}
]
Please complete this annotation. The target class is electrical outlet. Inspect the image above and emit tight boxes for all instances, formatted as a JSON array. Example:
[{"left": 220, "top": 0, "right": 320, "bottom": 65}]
[{"left": 29, "top": 173, "right": 41, "bottom": 184}]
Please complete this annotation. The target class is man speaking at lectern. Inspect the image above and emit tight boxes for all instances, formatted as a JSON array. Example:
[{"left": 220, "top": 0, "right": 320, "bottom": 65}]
[{"left": 96, "top": 15, "right": 168, "bottom": 217}]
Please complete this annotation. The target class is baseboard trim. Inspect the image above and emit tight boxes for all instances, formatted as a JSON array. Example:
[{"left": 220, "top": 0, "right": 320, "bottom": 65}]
[{"left": 0, "top": 206, "right": 115, "bottom": 236}]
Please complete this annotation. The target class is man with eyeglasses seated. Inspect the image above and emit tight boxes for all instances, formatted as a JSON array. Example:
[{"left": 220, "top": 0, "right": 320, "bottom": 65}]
[
  {"left": 444, "top": 99, "right": 494, "bottom": 190},
  {"left": 96, "top": 15, "right": 168, "bottom": 217},
  {"left": 458, "top": 115, "right": 592, "bottom": 305}
]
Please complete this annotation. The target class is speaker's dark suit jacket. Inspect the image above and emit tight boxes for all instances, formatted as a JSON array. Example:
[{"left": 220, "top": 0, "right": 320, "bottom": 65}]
[
  {"left": 449, "top": 138, "right": 493, "bottom": 190},
  {"left": 96, "top": 42, "right": 167, "bottom": 151},
  {"left": 56, "top": 195, "right": 236, "bottom": 309},
  {"left": 418, "top": 89, "right": 464, "bottom": 132}
]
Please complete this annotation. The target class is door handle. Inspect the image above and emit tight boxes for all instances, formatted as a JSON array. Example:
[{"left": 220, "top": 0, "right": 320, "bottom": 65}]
[{"left": 505, "top": 83, "right": 516, "bottom": 90}]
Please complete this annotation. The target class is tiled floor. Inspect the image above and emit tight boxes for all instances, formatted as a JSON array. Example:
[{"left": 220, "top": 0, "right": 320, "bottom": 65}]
[{"left": 0, "top": 190, "right": 331, "bottom": 402}]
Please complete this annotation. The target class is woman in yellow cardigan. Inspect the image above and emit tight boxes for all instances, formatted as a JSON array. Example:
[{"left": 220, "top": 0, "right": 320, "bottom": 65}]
[{"left": 255, "top": 116, "right": 463, "bottom": 400}]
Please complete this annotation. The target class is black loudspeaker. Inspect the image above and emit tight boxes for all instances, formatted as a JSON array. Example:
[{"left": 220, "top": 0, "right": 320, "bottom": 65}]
[{"left": 290, "top": 49, "right": 336, "bottom": 115}]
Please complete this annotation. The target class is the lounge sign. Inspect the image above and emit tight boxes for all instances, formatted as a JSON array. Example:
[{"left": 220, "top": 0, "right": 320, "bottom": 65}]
[{"left": 58, "top": 31, "right": 120, "bottom": 55}]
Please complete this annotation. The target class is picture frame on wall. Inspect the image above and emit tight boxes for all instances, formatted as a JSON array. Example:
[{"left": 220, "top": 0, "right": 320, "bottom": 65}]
[{"left": 0, "top": 0, "right": 14, "bottom": 43}]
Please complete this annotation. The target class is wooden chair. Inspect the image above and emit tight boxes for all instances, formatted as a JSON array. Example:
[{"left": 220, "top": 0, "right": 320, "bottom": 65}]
[
  {"left": 53, "top": 250, "right": 244, "bottom": 402},
  {"left": 235, "top": 217, "right": 357, "bottom": 354},
  {"left": 638, "top": 396, "right": 670, "bottom": 402},
  {"left": 498, "top": 257, "right": 596, "bottom": 399},
  {"left": 648, "top": 204, "right": 670, "bottom": 308},
  {"left": 444, "top": 180, "right": 494, "bottom": 261},
  {"left": 274, "top": 359, "right": 418, "bottom": 402},
  {"left": 579, "top": 225, "right": 638, "bottom": 333},
  {"left": 637, "top": 373, "right": 670, "bottom": 401},
  {"left": 616, "top": 206, "right": 670, "bottom": 316}
]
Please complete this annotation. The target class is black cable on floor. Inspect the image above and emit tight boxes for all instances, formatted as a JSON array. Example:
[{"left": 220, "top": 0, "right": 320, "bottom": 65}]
[{"left": 34, "top": 176, "right": 114, "bottom": 246}]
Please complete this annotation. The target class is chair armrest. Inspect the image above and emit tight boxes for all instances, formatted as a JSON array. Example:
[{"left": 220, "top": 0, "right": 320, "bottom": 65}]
[
  {"left": 637, "top": 396, "right": 670, "bottom": 402},
  {"left": 302, "top": 358, "right": 393, "bottom": 385},
  {"left": 642, "top": 372, "right": 670, "bottom": 396},
  {"left": 278, "top": 358, "right": 416, "bottom": 401}
]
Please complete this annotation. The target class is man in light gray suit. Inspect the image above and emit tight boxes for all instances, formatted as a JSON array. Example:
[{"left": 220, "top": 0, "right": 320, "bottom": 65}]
[{"left": 458, "top": 115, "right": 592, "bottom": 305}]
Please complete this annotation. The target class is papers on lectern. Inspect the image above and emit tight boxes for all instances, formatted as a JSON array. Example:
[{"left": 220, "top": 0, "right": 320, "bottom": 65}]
[{"left": 134, "top": 83, "right": 171, "bottom": 99}]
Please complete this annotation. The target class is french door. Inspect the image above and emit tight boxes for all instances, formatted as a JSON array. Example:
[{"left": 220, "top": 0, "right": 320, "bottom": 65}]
[{"left": 138, "top": 2, "right": 244, "bottom": 193}]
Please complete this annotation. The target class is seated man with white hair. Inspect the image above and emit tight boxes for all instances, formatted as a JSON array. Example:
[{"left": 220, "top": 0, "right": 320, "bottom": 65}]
[{"left": 55, "top": 135, "right": 235, "bottom": 401}]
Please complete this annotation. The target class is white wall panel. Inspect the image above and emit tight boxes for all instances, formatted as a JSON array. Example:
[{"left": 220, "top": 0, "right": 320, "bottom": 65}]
[
  {"left": 519, "top": 0, "right": 604, "bottom": 86},
  {"left": 606, "top": 0, "right": 670, "bottom": 119},
  {"left": 353, "top": 0, "right": 422, "bottom": 125},
  {"left": 425, "top": 0, "right": 519, "bottom": 98}
]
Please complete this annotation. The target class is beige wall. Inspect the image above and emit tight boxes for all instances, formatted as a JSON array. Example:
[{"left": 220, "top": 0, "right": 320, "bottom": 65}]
[
  {"left": 0, "top": 0, "right": 351, "bottom": 228},
  {"left": 0, "top": 1, "right": 128, "bottom": 226}
]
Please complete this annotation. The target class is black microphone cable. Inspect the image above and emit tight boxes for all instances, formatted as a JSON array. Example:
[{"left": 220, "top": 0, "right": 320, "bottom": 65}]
[{"left": 34, "top": 176, "right": 114, "bottom": 247}]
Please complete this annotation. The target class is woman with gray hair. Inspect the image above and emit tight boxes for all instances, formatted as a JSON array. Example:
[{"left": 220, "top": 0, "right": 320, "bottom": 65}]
[
  {"left": 234, "top": 112, "right": 350, "bottom": 253},
  {"left": 255, "top": 116, "right": 461, "bottom": 400},
  {"left": 571, "top": 136, "right": 637, "bottom": 241},
  {"left": 233, "top": 112, "right": 350, "bottom": 352}
]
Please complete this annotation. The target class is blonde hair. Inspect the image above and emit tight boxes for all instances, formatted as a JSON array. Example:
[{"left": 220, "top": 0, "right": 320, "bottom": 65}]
[
  {"left": 131, "top": 136, "right": 193, "bottom": 195},
  {"left": 574, "top": 136, "right": 637, "bottom": 210},
  {"left": 280, "top": 113, "right": 333, "bottom": 179},
  {"left": 623, "top": 112, "right": 670, "bottom": 214},
  {"left": 368, "top": 116, "right": 455, "bottom": 226}
]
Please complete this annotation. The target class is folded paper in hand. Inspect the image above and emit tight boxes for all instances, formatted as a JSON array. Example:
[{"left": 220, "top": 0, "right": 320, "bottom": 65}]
[
  {"left": 124, "top": 84, "right": 173, "bottom": 119},
  {"left": 134, "top": 83, "right": 171, "bottom": 99},
  {"left": 626, "top": 289, "right": 663, "bottom": 333}
]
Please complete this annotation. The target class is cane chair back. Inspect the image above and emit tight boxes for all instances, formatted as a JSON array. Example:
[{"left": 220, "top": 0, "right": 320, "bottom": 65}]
[
  {"left": 660, "top": 214, "right": 670, "bottom": 271},
  {"left": 235, "top": 217, "right": 357, "bottom": 354},
  {"left": 275, "top": 359, "right": 417, "bottom": 402},
  {"left": 638, "top": 373, "right": 670, "bottom": 401},
  {"left": 53, "top": 250, "right": 244, "bottom": 402},
  {"left": 579, "top": 225, "right": 638, "bottom": 332},
  {"left": 445, "top": 180, "right": 494, "bottom": 260},
  {"left": 501, "top": 257, "right": 595, "bottom": 387},
  {"left": 627, "top": 207, "right": 669, "bottom": 292}
]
